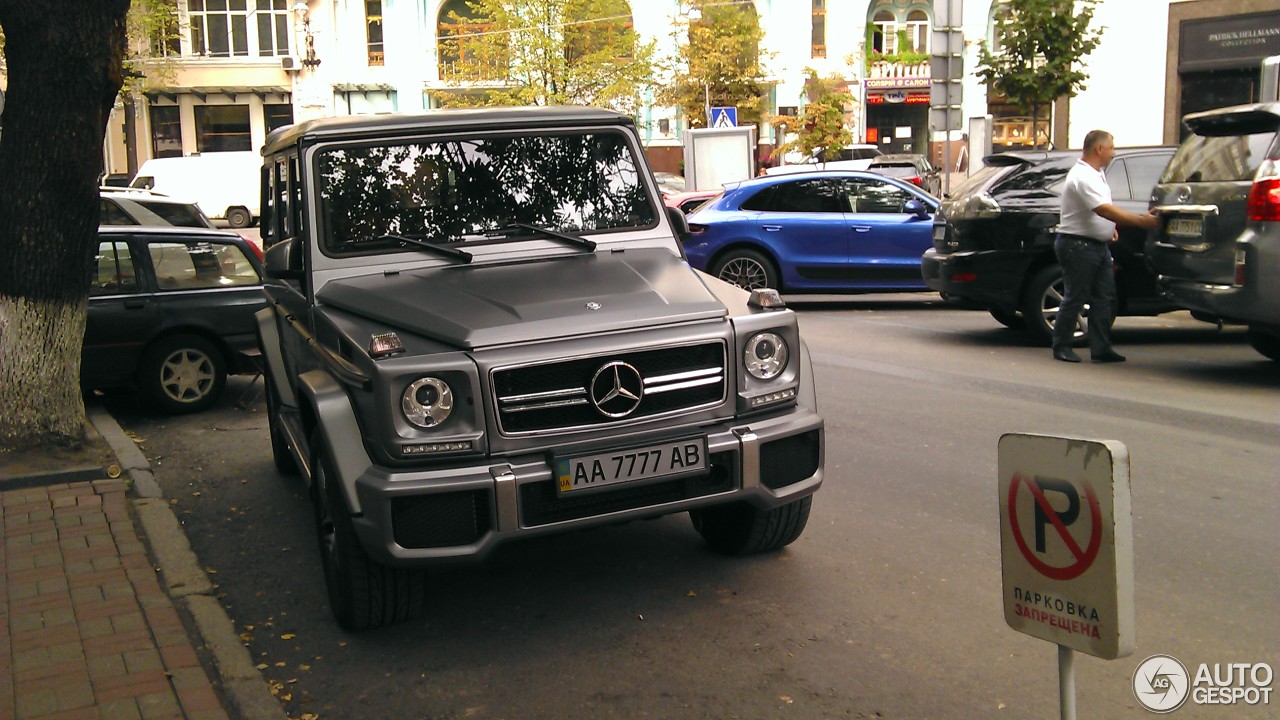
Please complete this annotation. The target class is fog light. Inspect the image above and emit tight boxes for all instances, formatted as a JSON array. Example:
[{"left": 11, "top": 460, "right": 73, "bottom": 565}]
[
  {"left": 402, "top": 440, "right": 472, "bottom": 456},
  {"left": 750, "top": 387, "right": 797, "bottom": 407}
]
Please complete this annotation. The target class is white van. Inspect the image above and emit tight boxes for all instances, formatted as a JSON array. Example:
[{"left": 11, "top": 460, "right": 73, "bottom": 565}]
[{"left": 130, "top": 151, "right": 261, "bottom": 228}]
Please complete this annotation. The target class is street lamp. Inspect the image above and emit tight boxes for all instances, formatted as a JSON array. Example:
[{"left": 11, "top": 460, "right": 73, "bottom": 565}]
[{"left": 292, "top": 2, "right": 321, "bottom": 69}]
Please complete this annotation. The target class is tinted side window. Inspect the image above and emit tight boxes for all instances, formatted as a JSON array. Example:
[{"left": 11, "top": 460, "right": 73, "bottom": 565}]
[
  {"left": 1106, "top": 160, "right": 1132, "bottom": 201},
  {"left": 135, "top": 201, "right": 208, "bottom": 228},
  {"left": 100, "top": 199, "right": 137, "bottom": 225},
  {"left": 90, "top": 241, "right": 139, "bottom": 295},
  {"left": 1122, "top": 153, "right": 1172, "bottom": 197},
  {"left": 841, "top": 178, "right": 916, "bottom": 214},
  {"left": 769, "top": 179, "right": 844, "bottom": 213},
  {"left": 149, "top": 242, "right": 260, "bottom": 290},
  {"left": 998, "top": 157, "right": 1074, "bottom": 193},
  {"left": 740, "top": 186, "right": 776, "bottom": 211},
  {"left": 1162, "top": 132, "right": 1276, "bottom": 182}
]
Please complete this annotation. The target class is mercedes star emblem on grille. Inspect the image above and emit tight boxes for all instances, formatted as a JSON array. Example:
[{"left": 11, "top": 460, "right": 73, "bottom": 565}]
[{"left": 589, "top": 361, "right": 644, "bottom": 418}]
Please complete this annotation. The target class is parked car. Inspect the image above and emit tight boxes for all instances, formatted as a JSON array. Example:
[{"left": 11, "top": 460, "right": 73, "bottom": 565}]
[
  {"left": 99, "top": 187, "right": 216, "bottom": 229},
  {"left": 683, "top": 170, "right": 938, "bottom": 293},
  {"left": 868, "top": 153, "right": 942, "bottom": 197},
  {"left": 256, "top": 107, "right": 824, "bottom": 630},
  {"left": 1147, "top": 102, "right": 1280, "bottom": 362},
  {"left": 664, "top": 188, "right": 722, "bottom": 214},
  {"left": 921, "top": 146, "right": 1177, "bottom": 343},
  {"left": 765, "top": 144, "right": 883, "bottom": 175},
  {"left": 130, "top": 151, "right": 261, "bottom": 228},
  {"left": 84, "top": 226, "right": 267, "bottom": 413}
]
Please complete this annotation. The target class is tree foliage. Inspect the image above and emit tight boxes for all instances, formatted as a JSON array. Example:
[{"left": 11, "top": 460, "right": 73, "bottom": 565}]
[
  {"left": 767, "top": 70, "right": 854, "bottom": 162},
  {"left": 436, "top": 0, "right": 656, "bottom": 115},
  {"left": 657, "top": 0, "right": 770, "bottom": 129},
  {"left": 975, "top": 0, "right": 1103, "bottom": 147},
  {"left": 0, "top": 1, "right": 131, "bottom": 450}
]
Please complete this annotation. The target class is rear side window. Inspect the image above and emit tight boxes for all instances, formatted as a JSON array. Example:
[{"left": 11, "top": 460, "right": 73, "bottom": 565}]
[
  {"left": 90, "top": 241, "right": 139, "bottom": 295},
  {"left": 148, "top": 242, "right": 261, "bottom": 290},
  {"left": 99, "top": 199, "right": 137, "bottom": 225},
  {"left": 1121, "top": 153, "right": 1171, "bottom": 198},
  {"left": 998, "top": 156, "right": 1074, "bottom": 193},
  {"left": 1106, "top": 161, "right": 1132, "bottom": 201},
  {"left": 740, "top": 186, "right": 776, "bottom": 211},
  {"left": 768, "top": 179, "right": 845, "bottom": 213},
  {"left": 1162, "top": 132, "right": 1276, "bottom": 183},
  {"left": 135, "top": 200, "right": 208, "bottom": 228}
]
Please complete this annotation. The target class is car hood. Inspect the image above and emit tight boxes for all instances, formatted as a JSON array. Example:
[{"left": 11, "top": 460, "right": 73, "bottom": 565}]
[{"left": 316, "top": 247, "right": 727, "bottom": 349}]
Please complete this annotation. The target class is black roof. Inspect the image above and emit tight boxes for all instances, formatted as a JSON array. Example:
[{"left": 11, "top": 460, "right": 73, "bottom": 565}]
[{"left": 262, "top": 106, "right": 635, "bottom": 155}]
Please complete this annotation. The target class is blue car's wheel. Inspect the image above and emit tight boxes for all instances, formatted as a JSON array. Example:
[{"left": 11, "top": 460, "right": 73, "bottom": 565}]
[{"left": 712, "top": 249, "right": 778, "bottom": 291}]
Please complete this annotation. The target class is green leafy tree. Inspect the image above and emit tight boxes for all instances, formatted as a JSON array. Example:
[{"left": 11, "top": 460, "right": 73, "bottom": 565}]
[
  {"left": 768, "top": 70, "right": 854, "bottom": 162},
  {"left": 975, "top": 0, "right": 1103, "bottom": 148},
  {"left": 119, "top": 0, "right": 183, "bottom": 174},
  {"left": 657, "top": 0, "right": 769, "bottom": 129},
  {"left": 436, "top": 0, "right": 656, "bottom": 115},
  {"left": 0, "top": 0, "right": 131, "bottom": 451}
]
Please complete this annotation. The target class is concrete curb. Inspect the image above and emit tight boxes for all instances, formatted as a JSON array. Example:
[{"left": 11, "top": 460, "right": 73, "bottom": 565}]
[{"left": 88, "top": 407, "right": 287, "bottom": 720}]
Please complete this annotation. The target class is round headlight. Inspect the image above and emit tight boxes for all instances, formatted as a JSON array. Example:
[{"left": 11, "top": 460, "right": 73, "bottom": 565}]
[
  {"left": 744, "top": 332, "right": 788, "bottom": 380},
  {"left": 401, "top": 377, "right": 453, "bottom": 428}
]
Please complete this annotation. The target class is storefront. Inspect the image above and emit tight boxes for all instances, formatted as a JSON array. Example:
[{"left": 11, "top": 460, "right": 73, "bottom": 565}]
[
  {"left": 864, "top": 77, "right": 930, "bottom": 155},
  {"left": 1165, "top": 2, "right": 1280, "bottom": 142}
]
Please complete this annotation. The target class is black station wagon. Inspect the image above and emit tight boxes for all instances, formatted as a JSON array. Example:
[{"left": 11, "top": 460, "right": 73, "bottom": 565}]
[{"left": 84, "top": 225, "right": 267, "bottom": 413}]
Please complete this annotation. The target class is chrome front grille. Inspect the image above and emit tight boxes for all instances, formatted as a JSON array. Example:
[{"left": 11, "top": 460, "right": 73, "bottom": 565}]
[{"left": 493, "top": 342, "right": 726, "bottom": 435}]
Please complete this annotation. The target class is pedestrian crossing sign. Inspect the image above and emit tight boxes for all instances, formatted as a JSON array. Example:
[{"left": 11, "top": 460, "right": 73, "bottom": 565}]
[{"left": 710, "top": 107, "right": 737, "bottom": 128}]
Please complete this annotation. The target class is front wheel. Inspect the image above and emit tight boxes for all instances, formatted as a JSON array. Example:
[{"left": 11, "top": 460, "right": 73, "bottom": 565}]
[
  {"left": 312, "top": 432, "right": 426, "bottom": 631},
  {"left": 690, "top": 496, "right": 812, "bottom": 555},
  {"left": 711, "top": 249, "right": 778, "bottom": 291},
  {"left": 139, "top": 334, "right": 226, "bottom": 414},
  {"left": 225, "top": 206, "right": 252, "bottom": 228},
  {"left": 1021, "top": 265, "right": 1087, "bottom": 346}
]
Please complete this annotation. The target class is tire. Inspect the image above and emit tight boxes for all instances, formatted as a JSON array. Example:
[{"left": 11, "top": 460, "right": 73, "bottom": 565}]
[
  {"left": 312, "top": 432, "right": 426, "bottom": 631},
  {"left": 226, "top": 206, "right": 252, "bottom": 228},
  {"left": 1246, "top": 328, "right": 1280, "bottom": 362},
  {"left": 1021, "top": 265, "right": 1086, "bottom": 347},
  {"left": 711, "top": 249, "right": 778, "bottom": 291},
  {"left": 988, "top": 307, "right": 1021, "bottom": 329},
  {"left": 690, "top": 496, "right": 813, "bottom": 555},
  {"left": 139, "top": 334, "right": 226, "bottom": 414},
  {"left": 263, "top": 369, "right": 299, "bottom": 475}
]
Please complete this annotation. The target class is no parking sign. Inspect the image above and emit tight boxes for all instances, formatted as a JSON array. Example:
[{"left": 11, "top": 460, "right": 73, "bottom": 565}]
[{"left": 998, "top": 433, "right": 1135, "bottom": 660}]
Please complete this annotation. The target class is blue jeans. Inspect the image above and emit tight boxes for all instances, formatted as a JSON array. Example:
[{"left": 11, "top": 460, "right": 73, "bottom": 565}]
[{"left": 1052, "top": 235, "right": 1117, "bottom": 354}]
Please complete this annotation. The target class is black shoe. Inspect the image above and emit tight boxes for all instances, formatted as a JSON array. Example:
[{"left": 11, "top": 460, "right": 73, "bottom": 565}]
[
  {"left": 1053, "top": 347, "right": 1082, "bottom": 363},
  {"left": 1092, "top": 351, "right": 1127, "bottom": 363}
]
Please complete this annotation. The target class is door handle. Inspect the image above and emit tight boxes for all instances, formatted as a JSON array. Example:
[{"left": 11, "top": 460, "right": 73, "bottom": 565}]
[
  {"left": 851, "top": 226, "right": 872, "bottom": 232},
  {"left": 762, "top": 224, "right": 782, "bottom": 232},
  {"left": 124, "top": 299, "right": 147, "bottom": 309}
]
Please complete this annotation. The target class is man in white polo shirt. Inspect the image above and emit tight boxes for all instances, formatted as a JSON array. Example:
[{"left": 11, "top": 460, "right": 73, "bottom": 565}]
[{"left": 1051, "top": 130, "right": 1160, "bottom": 363}]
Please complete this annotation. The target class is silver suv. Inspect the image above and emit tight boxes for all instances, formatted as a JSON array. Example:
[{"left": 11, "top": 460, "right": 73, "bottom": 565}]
[
  {"left": 1147, "top": 103, "right": 1280, "bottom": 362},
  {"left": 255, "top": 107, "right": 825, "bottom": 630}
]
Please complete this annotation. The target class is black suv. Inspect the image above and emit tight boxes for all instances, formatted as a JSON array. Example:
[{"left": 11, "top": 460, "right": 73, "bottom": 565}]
[{"left": 921, "top": 147, "right": 1176, "bottom": 343}]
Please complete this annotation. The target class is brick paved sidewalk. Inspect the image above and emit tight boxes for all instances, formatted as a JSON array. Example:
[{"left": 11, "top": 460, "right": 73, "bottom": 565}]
[{"left": 1, "top": 479, "right": 229, "bottom": 720}]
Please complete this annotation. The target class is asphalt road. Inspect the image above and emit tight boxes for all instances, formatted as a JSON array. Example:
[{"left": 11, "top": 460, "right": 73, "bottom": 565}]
[{"left": 98, "top": 295, "right": 1279, "bottom": 720}]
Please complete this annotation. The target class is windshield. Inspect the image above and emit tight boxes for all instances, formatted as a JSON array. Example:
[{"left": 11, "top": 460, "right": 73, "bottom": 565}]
[{"left": 316, "top": 130, "right": 657, "bottom": 255}]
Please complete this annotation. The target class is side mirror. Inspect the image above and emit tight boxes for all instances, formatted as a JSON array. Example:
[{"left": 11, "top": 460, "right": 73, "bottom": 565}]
[
  {"left": 264, "top": 237, "right": 304, "bottom": 280},
  {"left": 903, "top": 199, "right": 931, "bottom": 220},
  {"left": 667, "top": 205, "right": 691, "bottom": 243}
]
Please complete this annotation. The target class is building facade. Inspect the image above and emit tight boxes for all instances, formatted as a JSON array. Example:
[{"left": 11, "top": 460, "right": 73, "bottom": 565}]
[{"left": 93, "top": 0, "right": 1276, "bottom": 179}]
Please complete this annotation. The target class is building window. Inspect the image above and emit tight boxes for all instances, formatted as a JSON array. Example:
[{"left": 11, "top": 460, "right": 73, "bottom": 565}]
[
  {"left": 264, "top": 103, "right": 294, "bottom": 133},
  {"left": 872, "top": 10, "right": 895, "bottom": 55},
  {"left": 188, "top": 0, "right": 250, "bottom": 57},
  {"left": 194, "top": 105, "right": 252, "bottom": 152},
  {"left": 366, "top": 0, "right": 385, "bottom": 66},
  {"left": 254, "top": 0, "right": 291, "bottom": 56},
  {"left": 811, "top": 0, "right": 826, "bottom": 59},
  {"left": 149, "top": 0, "right": 181, "bottom": 57},
  {"left": 437, "top": 0, "right": 500, "bottom": 80},
  {"left": 149, "top": 106, "right": 183, "bottom": 158},
  {"left": 905, "top": 9, "right": 929, "bottom": 53}
]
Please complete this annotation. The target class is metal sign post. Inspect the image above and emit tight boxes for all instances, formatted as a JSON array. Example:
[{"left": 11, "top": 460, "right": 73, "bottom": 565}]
[
  {"left": 930, "top": 0, "right": 964, "bottom": 197},
  {"left": 998, "top": 433, "right": 1135, "bottom": 720}
]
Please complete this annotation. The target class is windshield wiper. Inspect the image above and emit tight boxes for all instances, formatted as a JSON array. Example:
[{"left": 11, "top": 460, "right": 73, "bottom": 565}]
[
  {"left": 376, "top": 233, "right": 472, "bottom": 263},
  {"left": 486, "top": 223, "right": 597, "bottom": 251}
]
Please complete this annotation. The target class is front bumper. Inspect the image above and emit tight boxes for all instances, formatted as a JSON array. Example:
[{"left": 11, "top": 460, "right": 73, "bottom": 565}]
[
  {"left": 348, "top": 406, "right": 824, "bottom": 566},
  {"left": 921, "top": 248, "right": 1034, "bottom": 310}
]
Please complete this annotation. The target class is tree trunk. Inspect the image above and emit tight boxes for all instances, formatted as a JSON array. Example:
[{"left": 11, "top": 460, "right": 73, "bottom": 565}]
[{"left": 0, "top": 1, "right": 130, "bottom": 451}]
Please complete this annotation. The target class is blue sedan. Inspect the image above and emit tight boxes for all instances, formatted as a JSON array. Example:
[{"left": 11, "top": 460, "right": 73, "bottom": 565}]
[{"left": 683, "top": 171, "right": 939, "bottom": 292}]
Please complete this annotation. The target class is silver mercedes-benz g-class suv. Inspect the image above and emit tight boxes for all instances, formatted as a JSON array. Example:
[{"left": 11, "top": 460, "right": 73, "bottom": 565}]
[{"left": 255, "top": 107, "right": 825, "bottom": 630}]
